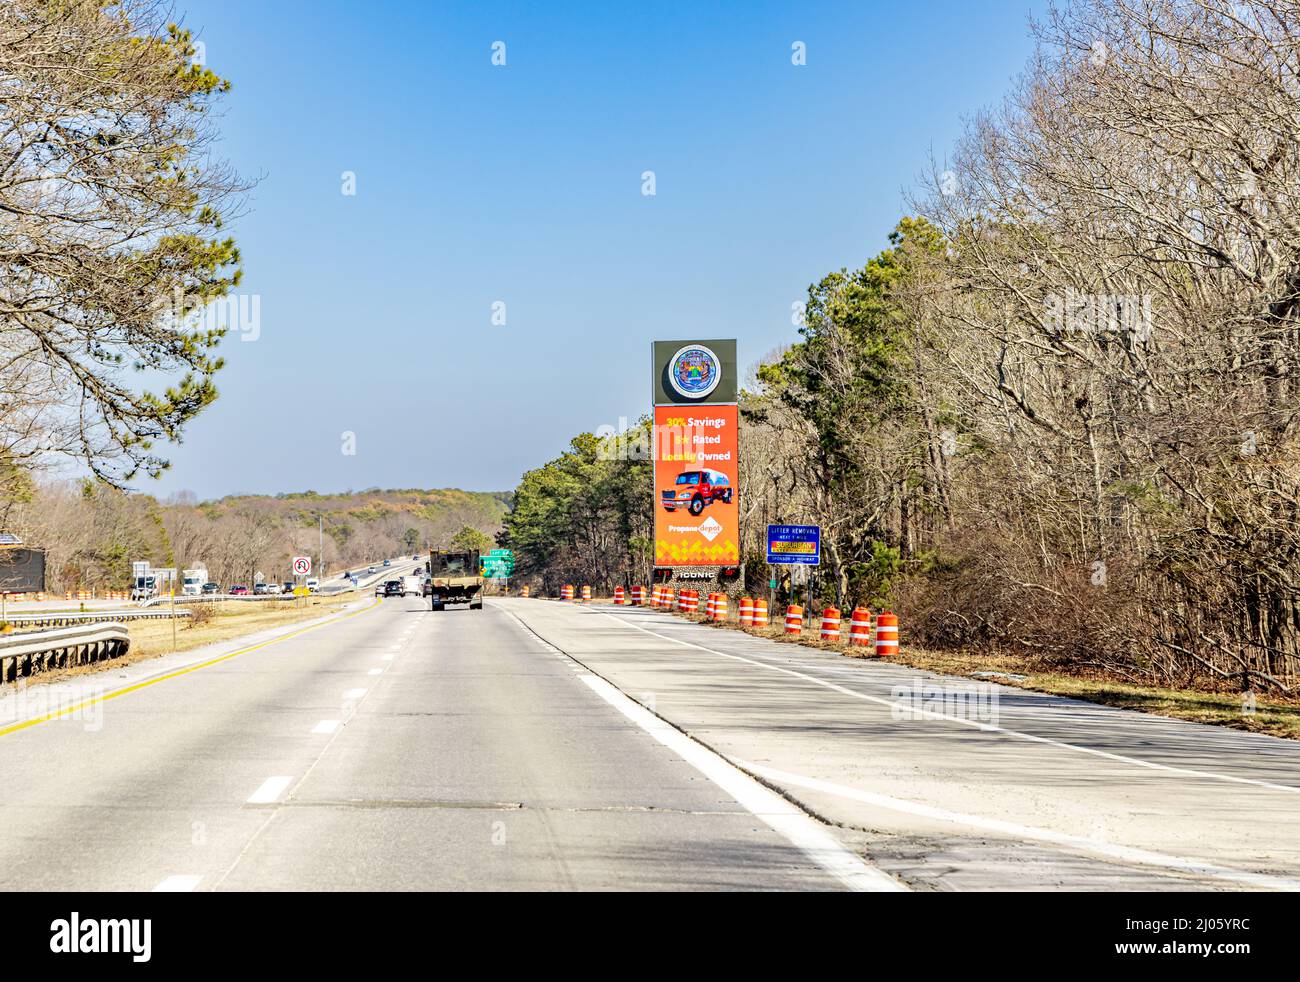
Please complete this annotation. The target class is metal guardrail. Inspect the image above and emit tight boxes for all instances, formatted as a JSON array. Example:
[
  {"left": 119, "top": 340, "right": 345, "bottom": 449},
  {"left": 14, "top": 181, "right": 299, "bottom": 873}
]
[
  {"left": 124, "top": 558, "right": 419, "bottom": 605},
  {"left": 5, "top": 610, "right": 192, "bottom": 630},
  {"left": 0, "top": 622, "right": 130, "bottom": 684},
  {"left": 138, "top": 593, "right": 307, "bottom": 608}
]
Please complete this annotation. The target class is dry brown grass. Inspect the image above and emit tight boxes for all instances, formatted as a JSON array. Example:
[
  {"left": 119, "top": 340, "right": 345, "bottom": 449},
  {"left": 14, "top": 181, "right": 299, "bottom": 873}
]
[
  {"left": 128, "top": 596, "right": 354, "bottom": 660},
  {"left": 7, "top": 595, "right": 359, "bottom": 689}
]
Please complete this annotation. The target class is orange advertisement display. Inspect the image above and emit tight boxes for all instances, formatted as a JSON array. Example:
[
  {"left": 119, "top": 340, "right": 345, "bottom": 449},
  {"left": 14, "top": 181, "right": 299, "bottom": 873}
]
[{"left": 653, "top": 405, "right": 739, "bottom": 566}]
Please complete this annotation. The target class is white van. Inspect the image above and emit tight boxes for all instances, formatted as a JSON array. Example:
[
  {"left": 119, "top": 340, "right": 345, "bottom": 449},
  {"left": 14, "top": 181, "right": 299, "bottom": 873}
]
[{"left": 401, "top": 575, "right": 422, "bottom": 597}]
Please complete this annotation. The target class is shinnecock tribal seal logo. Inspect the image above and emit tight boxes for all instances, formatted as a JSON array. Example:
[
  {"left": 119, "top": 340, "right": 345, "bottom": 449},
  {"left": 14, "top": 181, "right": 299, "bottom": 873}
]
[{"left": 668, "top": 344, "right": 722, "bottom": 399}]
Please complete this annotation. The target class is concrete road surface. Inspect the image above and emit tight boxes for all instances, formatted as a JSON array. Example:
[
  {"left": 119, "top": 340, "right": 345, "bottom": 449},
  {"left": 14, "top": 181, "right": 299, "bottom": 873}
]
[
  {"left": 0, "top": 596, "right": 884, "bottom": 891},
  {"left": 2, "top": 593, "right": 1295, "bottom": 891},
  {"left": 498, "top": 599, "right": 1300, "bottom": 891}
]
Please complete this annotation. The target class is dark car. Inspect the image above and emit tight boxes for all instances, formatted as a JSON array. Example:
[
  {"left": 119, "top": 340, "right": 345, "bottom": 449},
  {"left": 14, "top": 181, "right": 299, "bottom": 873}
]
[
  {"left": 201, "top": 582, "right": 220, "bottom": 595},
  {"left": 661, "top": 468, "right": 733, "bottom": 515},
  {"left": 229, "top": 584, "right": 249, "bottom": 596},
  {"left": 382, "top": 579, "right": 403, "bottom": 597},
  {"left": 282, "top": 581, "right": 295, "bottom": 594}
]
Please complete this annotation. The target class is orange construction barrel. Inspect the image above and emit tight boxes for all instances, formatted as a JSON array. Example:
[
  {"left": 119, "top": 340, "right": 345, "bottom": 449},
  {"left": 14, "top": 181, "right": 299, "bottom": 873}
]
[
  {"left": 785, "top": 605, "right": 804, "bottom": 634},
  {"left": 874, "top": 612, "right": 899, "bottom": 657}
]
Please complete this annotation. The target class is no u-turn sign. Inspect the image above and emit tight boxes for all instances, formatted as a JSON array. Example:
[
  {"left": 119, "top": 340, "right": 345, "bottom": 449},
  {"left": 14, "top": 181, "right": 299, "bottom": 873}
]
[{"left": 292, "top": 556, "right": 312, "bottom": 576}]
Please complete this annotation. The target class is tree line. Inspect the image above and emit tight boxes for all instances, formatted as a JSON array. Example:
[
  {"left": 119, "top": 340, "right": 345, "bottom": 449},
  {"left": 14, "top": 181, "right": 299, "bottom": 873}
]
[
  {"left": 2, "top": 482, "right": 503, "bottom": 592},
  {"left": 506, "top": 0, "right": 1300, "bottom": 694}
]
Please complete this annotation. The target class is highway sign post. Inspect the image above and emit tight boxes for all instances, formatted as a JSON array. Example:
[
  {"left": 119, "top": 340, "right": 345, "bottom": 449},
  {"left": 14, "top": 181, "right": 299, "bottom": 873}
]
[
  {"left": 766, "top": 525, "right": 821, "bottom": 565},
  {"left": 767, "top": 524, "right": 820, "bottom": 611},
  {"left": 291, "top": 557, "right": 312, "bottom": 605},
  {"left": 481, "top": 549, "right": 514, "bottom": 579}
]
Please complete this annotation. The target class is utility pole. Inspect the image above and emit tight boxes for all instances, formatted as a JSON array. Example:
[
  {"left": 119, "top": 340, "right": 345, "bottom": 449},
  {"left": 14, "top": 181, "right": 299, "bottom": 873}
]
[{"left": 318, "top": 513, "right": 324, "bottom": 580}]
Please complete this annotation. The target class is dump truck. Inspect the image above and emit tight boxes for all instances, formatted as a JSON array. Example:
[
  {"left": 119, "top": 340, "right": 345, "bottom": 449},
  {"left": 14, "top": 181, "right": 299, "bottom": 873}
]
[{"left": 426, "top": 549, "right": 483, "bottom": 611}]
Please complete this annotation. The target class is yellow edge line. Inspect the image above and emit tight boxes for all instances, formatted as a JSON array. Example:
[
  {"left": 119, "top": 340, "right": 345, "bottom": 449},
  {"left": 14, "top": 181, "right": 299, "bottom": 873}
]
[{"left": 0, "top": 597, "right": 384, "bottom": 739}]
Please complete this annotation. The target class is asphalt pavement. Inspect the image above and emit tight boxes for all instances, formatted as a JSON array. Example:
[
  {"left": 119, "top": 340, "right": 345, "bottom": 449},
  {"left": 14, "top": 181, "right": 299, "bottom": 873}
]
[
  {"left": 4, "top": 592, "right": 1294, "bottom": 891},
  {"left": 0, "top": 595, "right": 867, "bottom": 891},
  {"left": 500, "top": 599, "right": 1300, "bottom": 891}
]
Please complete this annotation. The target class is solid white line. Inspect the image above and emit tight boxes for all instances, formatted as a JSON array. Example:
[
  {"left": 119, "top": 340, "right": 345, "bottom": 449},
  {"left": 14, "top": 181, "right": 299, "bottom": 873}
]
[
  {"left": 740, "top": 761, "right": 1300, "bottom": 891},
  {"left": 247, "top": 775, "right": 293, "bottom": 804},
  {"left": 344, "top": 688, "right": 367, "bottom": 700},
  {"left": 578, "top": 674, "right": 904, "bottom": 892},
  {"left": 152, "top": 875, "right": 203, "bottom": 892},
  {"left": 598, "top": 612, "right": 1300, "bottom": 795},
  {"left": 312, "top": 719, "right": 340, "bottom": 734}
]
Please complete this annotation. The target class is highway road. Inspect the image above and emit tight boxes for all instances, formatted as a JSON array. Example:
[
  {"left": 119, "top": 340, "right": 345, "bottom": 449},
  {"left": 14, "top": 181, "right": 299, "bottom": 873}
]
[
  {"left": 0, "top": 594, "right": 1295, "bottom": 891},
  {"left": 0, "top": 594, "right": 881, "bottom": 891}
]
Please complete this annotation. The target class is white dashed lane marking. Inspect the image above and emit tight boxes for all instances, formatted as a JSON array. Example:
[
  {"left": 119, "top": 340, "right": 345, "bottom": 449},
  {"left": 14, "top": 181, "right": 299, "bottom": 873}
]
[
  {"left": 246, "top": 776, "right": 293, "bottom": 805},
  {"left": 153, "top": 875, "right": 202, "bottom": 892}
]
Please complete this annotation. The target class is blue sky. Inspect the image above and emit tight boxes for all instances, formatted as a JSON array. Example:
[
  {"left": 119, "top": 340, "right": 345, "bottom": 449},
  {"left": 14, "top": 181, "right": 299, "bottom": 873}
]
[{"left": 153, "top": 0, "right": 1046, "bottom": 499}]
